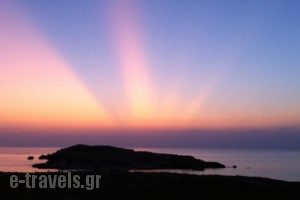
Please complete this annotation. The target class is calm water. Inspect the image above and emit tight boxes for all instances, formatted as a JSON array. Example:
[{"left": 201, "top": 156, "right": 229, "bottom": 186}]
[
  {"left": 0, "top": 147, "right": 59, "bottom": 172},
  {"left": 134, "top": 148, "right": 300, "bottom": 182},
  {"left": 0, "top": 147, "right": 300, "bottom": 182}
]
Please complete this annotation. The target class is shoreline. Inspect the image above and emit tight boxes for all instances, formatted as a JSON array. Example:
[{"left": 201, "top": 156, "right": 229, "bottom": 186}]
[
  {"left": 1, "top": 171, "right": 300, "bottom": 199},
  {"left": 1, "top": 144, "right": 300, "bottom": 199}
]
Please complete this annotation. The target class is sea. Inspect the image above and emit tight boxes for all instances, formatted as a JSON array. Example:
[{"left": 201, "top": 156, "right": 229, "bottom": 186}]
[{"left": 0, "top": 147, "right": 300, "bottom": 182}]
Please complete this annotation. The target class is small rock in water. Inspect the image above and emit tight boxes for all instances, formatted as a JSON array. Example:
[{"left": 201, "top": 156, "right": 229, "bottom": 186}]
[
  {"left": 232, "top": 165, "right": 237, "bottom": 168},
  {"left": 27, "top": 156, "right": 34, "bottom": 160}
]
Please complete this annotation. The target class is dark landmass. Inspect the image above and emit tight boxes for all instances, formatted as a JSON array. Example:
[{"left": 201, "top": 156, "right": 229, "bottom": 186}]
[
  {"left": 27, "top": 156, "right": 34, "bottom": 160},
  {"left": 1, "top": 171, "right": 300, "bottom": 200},
  {"left": 33, "top": 144, "right": 225, "bottom": 171},
  {"left": 1, "top": 145, "right": 299, "bottom": 199}
]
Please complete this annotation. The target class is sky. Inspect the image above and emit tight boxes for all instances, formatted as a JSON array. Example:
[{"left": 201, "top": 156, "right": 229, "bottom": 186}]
[{"left": 0, "top": 0, "right": 300, "bottom": 147}]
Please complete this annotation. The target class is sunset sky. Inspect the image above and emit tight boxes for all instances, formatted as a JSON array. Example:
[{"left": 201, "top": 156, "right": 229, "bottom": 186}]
[{"left": 0, "top": 0, "right": 300, "bottom": 144}]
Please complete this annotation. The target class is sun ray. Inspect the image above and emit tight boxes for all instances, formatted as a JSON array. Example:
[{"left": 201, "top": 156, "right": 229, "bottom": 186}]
[
  {"left": 0, "top": 1, "right": 113, "bottom": 129},
  {"left": 108, "top": 0, "right": 156, "bottom": 125}
]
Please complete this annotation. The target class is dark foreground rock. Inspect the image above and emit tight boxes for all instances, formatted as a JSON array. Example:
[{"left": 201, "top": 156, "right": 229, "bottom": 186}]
[
  {"left": 33, "top": 144, "right": 225, "bottom": 171},
  {"left": 1, "top": 171, "right": 300, "bottom": 200}
]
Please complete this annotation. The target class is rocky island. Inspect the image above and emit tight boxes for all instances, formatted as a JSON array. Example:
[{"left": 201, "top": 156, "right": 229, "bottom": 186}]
[
  {"left": 33, "top": 144, "right": 225, "bottom": 171},
  {"left": 0, "top": 144, "right": 299, "bottom": 199}
]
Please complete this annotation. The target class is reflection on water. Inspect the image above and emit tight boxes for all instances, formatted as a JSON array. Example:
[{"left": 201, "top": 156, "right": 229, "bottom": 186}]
[
  {"left": 134, "top": 148, "right": 300, "bottom": 182},
  {"left": 0, "top": 147, "right": 59, "bottom": 172}
]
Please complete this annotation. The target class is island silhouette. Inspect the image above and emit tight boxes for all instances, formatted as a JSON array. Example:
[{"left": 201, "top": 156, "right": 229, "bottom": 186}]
[
  {"left": 33, "top": 144, "right": 225, "bottom": 171},
  {"left": 0, "top": 144, "right": 299, "bottom": 199}
]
